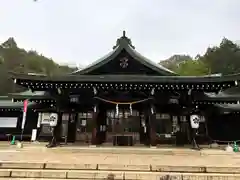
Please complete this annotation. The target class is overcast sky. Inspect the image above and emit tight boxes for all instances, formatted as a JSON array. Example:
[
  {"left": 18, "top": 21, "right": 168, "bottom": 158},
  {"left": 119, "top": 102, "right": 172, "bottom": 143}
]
[{"left": 0, "top": 0, "right": 240, "bottom": 66}]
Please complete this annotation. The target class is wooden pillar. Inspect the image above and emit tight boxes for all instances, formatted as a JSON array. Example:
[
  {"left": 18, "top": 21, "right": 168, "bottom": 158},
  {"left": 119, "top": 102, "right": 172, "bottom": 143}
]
[
  {"left": 91, "top": 105, "right": 98, "bottom": 145},
  {"left": 149, "top": 112, "right": 157, "bottom": 146},
  {"left": 52, "top": 96, "right": 63, "bottom": 146},
  {"left": 55, "top": 111, "right": 62, "bottom": 143}
]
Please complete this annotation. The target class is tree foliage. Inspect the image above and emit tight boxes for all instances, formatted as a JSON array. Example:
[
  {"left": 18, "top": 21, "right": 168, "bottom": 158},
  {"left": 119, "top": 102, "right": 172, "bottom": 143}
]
[
  {"left": 199, "top": 38, "right": 240, "bottom": 75},
  {"left": 160, "top": 38, "right": 240, "bottom": 76},
  {"left": 0, "top": 38, "right": 76, "bottom": 95},
  {"left": 172, "top": 59, "right": 209, "bottom": 76}
]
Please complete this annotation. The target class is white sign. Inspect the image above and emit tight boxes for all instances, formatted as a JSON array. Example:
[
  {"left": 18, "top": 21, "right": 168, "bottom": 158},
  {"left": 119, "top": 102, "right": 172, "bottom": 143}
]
[
  {"left": 41, "top": 113, "right": 51, "bottom": 124},
  {"left": 190, "top": 115, "right": 200, "bottom": 129},
  {"left": 31, "top": 129, "right": 37, "bottom": 141},
  {"left": 0, "top": 117, "right": 18, "bottom": 128}
]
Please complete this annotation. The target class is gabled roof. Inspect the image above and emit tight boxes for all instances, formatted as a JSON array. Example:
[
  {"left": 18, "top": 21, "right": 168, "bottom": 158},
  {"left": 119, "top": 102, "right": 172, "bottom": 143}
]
[{"left": 72, "top": 31, "right": 176, "bottom": 76}]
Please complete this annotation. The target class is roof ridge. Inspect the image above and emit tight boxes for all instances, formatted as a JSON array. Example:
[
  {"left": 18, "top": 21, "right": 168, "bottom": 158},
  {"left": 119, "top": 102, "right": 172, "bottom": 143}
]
[{"left": 72, "top": 32, "right": 176, "bottom": 76}]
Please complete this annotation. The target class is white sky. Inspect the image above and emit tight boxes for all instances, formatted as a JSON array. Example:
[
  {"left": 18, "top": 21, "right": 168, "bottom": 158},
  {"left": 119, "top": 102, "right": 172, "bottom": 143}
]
[{"left": 0, "top": 0, "right": 239, "bottom": 66}]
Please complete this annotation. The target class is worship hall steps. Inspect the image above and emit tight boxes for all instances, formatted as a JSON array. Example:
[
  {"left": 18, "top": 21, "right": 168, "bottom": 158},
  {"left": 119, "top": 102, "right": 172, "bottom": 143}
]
[
  {"left": 0, "top": 169, "right": 240, "bottom": 180},
  {"left": 0, "top": 162, "right": 240, "bottom": 180}
]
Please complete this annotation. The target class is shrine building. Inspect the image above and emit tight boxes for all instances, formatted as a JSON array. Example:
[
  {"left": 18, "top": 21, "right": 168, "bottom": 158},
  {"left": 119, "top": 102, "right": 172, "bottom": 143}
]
[{"left": 1, "top": 31, "right": 240, "bottom": 146}]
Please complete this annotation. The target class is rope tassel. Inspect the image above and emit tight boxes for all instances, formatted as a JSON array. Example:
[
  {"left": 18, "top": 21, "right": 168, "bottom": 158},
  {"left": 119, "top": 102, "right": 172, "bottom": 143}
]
[{"left": 116, "top": 104, "right": 119, "bottom": 116}]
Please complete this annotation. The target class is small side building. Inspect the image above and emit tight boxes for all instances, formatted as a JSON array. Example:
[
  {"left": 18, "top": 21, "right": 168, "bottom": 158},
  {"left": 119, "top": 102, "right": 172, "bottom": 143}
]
[{"left": 0, "top": 96, "right": 38, "bottom": 141}]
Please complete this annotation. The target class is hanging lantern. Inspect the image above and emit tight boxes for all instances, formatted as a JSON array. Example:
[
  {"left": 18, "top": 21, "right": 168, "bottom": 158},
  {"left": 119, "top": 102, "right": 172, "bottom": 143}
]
[
  {"left": 129, "top": 104, "right": 132, "bottom": 115},
  {"left": 49, "top": 113, "right": 58, "bottom": 127},
  {"left": 151, "top": 105, "right": 154, "bottom": 115},
  {"left": 190, "top": 114, "right": 200, "bottom": 129},
  {"left": 94, "top": 105, "right": 97, "bottom": 113},
  {"left": 235, "top": 81, "right": 238, "bottom": 86},
  {"left": 57, "top": 88, "right": 61, "bottom": 95},
  {"left": 116, "top": 104, "right": 119, "bottom": 116}
]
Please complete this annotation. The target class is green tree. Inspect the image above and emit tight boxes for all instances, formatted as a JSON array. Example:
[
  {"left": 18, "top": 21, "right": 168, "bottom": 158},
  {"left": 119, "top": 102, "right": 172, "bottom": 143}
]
[
  {"left": 160, "top": 54, "right": 209, "bottom": 76},
  {"left": 172, "top": 59, "right": 209, "bottom": 76},
  {"left": 200, "top": 38, "right": 240, "bottom": 75},
  {"left": 0, "top": 37, "right": 76, "bottom": 95}
]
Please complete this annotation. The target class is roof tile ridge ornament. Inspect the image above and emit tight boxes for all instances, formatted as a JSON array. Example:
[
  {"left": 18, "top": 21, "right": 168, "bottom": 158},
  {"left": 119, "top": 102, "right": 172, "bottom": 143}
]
[{"left": 113, "top": 30, "right": 135, "bottom": 49}]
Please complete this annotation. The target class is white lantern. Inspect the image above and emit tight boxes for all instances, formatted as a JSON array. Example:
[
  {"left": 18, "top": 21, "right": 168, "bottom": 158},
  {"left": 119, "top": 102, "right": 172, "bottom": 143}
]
[
  {"left": 49, "top": 113, "right": 58, "bottom": 127},
  {"left": 190, "top": 114, "right": 200, "bottom": 129}
]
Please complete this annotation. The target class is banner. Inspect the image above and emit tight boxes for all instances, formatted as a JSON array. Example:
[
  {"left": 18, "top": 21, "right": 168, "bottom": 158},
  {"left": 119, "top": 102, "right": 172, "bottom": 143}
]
[
  {"left": 190, "top": 114, "right": 200, "bottom": 129},
  {"left": 21, "top": 100, "right": 28, "bottom": 130}
]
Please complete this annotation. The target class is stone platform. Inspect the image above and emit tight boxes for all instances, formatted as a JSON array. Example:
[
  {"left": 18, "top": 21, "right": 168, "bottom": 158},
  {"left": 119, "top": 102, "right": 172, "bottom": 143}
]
[{"left": 0, "top": 143, "right": 240, "bottom": 179}]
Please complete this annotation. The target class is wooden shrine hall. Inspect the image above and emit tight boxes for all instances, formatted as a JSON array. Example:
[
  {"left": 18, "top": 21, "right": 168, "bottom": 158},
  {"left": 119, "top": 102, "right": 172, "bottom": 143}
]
[{"left": 7, "top": 31, "right": 240, "bottom": 147}]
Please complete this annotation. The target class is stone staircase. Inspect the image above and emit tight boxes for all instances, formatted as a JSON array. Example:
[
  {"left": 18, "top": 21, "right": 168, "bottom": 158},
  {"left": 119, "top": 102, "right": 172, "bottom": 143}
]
[{"left": 0, "top": 162, "right": 240, "bottom": 179}]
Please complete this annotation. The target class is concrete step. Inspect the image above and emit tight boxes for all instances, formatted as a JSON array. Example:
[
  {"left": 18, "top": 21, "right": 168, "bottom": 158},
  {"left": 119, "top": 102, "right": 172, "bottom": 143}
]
[
  {"left": 2, "top": 142, "right": 235, "bottom": 156},
  {"left": 0, "top": 169, "right": 240, "bottom": 180},
  {"left": 1, "top": 161, "right": 240, "bottom": 174},
  {"left": 0, "top": 179, "right": 83, "bottom": 180}
]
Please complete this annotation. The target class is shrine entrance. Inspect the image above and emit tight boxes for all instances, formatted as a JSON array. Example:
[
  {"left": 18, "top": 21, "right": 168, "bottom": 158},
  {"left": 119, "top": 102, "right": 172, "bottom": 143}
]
[
  {"left": 106, "top": 108, "right": 143, "bottom": 146},
  {"left": 74, "top": 106, "right": 151, "bottom": 146}
]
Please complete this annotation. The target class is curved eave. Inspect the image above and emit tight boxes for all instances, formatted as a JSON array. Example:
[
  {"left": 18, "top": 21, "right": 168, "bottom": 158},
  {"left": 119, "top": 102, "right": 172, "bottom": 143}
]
[
  {"left": 10, "top": 72, "right": 240, "bottom": 84},
  {"left": 194, "top": 86, "right": 240, "bottom": 102},
  {"left": 125, "top": 44, "right": 177, "bottom": 76},
  {"left": 10, "top": 95, "right": 53, "bottom": 100},
  {"left": 0, "top": 100, "right": 36, "bottom": 109},
  {"left": 194, "top": 92, "right": 240, "bottom": 102},
  {"left": 71, "top": 46, "right": 122, "bottom": 75},
  {"left": 214, "top": 103, "right": 240, "bottom": 114},
  {"left": 8, "top": 92, "right": 53, "bottom": 100}
]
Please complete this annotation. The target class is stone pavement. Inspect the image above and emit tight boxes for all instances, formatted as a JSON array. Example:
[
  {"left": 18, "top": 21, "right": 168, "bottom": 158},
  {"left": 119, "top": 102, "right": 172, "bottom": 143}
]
[
  {"left": 0, "top": 143, "right": 240, "bottom": 179},
  {"left": 0, "top": 143, "right": 240, "bottom": 167}
]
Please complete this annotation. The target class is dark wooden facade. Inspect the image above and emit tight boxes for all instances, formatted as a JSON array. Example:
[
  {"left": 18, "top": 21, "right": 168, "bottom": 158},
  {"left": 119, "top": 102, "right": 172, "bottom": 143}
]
[{"left": 3, "top": 32, "right": 240, "bottom": 146}]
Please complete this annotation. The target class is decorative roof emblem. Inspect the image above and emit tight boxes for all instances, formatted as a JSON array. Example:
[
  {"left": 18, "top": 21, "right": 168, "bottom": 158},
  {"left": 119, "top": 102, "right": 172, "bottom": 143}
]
[
  {"left": 113, "top": 30, "right": 135, "bottom": 49},
  {"left": 120, "top": 57, "right": 128, "bottom": 68}
]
